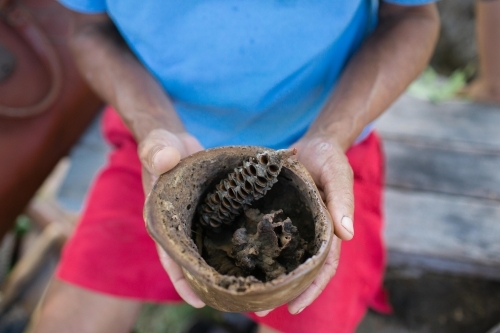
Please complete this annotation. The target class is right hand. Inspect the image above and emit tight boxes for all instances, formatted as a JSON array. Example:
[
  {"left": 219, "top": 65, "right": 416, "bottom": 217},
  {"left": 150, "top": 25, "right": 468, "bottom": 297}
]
[{"left": 138, "top": 128, "right": 206, "bottom": 308}]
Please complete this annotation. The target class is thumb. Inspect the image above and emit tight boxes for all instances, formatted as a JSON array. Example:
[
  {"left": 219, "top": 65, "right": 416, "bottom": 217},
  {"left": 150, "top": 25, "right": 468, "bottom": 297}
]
[
  {"left": 138, "top": 129, "right": 183, "bottom": 176},
  {"left": 320, "top": 151, "right": 355, "bottom": 241},
  {"left": 151, "top": 147, "right": 181, "bottom": 176},
  {"left": 299, "top": 138, "right": 355, "bottom": 241}
]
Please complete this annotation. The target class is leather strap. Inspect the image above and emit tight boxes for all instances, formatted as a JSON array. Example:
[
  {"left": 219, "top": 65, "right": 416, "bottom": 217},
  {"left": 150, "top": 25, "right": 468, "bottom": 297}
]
[{"left": 0, "top": 0, "right": 63, "bottom": 117}]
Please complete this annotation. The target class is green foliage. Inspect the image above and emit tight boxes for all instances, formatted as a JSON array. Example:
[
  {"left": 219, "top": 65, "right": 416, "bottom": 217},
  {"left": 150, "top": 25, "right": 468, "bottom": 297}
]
[
  {"left": 408, "top": 65, "right": 475, "bottom": 103},
  {"left": 134, "top": 303, "right": 220, "bottom": 333},
  {"left": 14, "top": 215, "right": 31, "bottom": 235}
]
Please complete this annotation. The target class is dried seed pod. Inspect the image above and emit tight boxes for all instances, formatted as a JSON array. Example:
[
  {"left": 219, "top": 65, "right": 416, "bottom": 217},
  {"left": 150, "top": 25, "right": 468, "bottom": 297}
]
[
  {"left": 198, "top": 148, "right": 297, "bottom": 230},
  {"left": 145, "top": 145, "right": 333, "bottom": 312}
]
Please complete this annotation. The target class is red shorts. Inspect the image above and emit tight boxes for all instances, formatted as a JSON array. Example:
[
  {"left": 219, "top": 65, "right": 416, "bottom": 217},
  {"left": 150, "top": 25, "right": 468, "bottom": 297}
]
[{"left": 56, "top": 107, "right": 390, "bottom": 333}]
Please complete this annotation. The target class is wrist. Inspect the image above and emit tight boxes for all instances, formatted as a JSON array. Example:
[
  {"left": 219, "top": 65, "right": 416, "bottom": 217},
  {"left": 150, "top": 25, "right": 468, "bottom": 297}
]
[{"left": 304, "top": 119, "right": 361, "bottom": 152}]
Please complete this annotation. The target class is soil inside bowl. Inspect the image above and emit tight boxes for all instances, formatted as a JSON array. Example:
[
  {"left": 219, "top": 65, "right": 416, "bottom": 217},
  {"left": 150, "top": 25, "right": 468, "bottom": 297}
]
[{"left": 193, "top": 169, "right": 317, "bottom": 283}]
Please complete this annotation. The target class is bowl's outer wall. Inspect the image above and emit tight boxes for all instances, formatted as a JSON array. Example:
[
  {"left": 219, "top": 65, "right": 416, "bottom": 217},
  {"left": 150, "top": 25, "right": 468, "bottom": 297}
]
[
  {"left": 145, "top": 146, "right": 333, "bottom": 312},
  {"left": 183, "top": 254, "right": 327, "bottom": 312}
]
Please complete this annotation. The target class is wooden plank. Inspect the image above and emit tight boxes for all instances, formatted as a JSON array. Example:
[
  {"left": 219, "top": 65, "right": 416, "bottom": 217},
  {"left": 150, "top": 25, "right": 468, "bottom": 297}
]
[
  {"left": 384, "top": 189, "right": 500, "bottom": 279},
  {"left": 384, "top": 140, "right": 500, "bottom": 200},
  {"left": 377, "top": 94, "right": 500, "bottom": 151},
  {"left": 388, "top": 250, "right": 500, "bottom": 282}
]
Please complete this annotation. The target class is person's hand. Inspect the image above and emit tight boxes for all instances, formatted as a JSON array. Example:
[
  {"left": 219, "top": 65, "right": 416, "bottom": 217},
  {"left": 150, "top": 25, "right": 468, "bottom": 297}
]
[
  {"left": 138, "top": 128, "right": 204, "bottom": 194},
  {"left": 256, "top": 134, "right": 353, "bottom": 316},
  {"left": 138, "top": 128, "right": 206, "bottom": 308}
]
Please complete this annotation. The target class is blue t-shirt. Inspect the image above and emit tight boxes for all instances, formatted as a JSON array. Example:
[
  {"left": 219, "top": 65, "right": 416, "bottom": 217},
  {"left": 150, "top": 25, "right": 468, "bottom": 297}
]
[{"left": 61, "top": 0, "right": 434, "bottom": 149}]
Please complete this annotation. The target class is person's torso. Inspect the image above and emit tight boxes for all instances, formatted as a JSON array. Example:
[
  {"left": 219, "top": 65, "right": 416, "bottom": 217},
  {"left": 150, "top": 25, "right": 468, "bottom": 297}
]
[{"left": 108, "top": 0, "right": 373, "bottom": 148}]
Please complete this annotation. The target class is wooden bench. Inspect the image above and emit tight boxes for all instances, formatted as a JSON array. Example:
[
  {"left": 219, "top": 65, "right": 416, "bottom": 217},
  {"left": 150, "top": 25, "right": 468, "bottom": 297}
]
[{"left": 377, "top": 94, "right": 500, "bottom": 281}]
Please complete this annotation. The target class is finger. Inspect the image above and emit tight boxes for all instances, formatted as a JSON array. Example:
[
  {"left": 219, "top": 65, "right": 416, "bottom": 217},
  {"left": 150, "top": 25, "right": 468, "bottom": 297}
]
[
  {"left": 138, "top": 129, "right": 183, "bottom": 176},
  {"left": 295, "top": 139, "right": 355, "bottom": 240},
  {"left": 288, "top": 236, "right": 341, "bottom": 314},
  {"left": 156, "top": 245, "right": 205, "bottom": 308},
  {"left": 141, "top": 166, "right": 156, "bottom": 197},
  {"left": 152, "top": 146, "right": 181, "bottom": 175},
  {"left": 320, "top": 154, "right": 355, "bottom": 241},
  {"left": 254, "top": 309, "right": 274, "bottom": 317},
  {"left": 318, "top": 189, "right": 326, "bottom": 202},
  {"left": 140, "top": 145, "right": 180, "bottom": 182}
]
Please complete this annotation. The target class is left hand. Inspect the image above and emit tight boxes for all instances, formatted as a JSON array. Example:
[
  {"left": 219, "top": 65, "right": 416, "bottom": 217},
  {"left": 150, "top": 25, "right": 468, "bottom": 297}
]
[{"left": 256, "top": 134, "right": 354, "bottom": 316}]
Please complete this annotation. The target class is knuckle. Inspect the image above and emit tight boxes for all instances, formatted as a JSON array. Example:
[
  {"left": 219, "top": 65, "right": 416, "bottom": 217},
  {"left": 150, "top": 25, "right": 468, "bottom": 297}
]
[
  {"left": 311, "top": 280, "right": 325, "bottom": 295},
  {"left": 325, "top": 188, "right": 354, "bottom": 211},
  {"left": 324, "top": 258, "right": 340, "bottom": 279},
  {"left": 137, "top": 140, "right": 149, "bottom": 160},
  {"left": 311, "top": 272, "right": 331, "bottom": 297},
  {"left": 343, "top": 195, "right": 355, "bottom": 211}
]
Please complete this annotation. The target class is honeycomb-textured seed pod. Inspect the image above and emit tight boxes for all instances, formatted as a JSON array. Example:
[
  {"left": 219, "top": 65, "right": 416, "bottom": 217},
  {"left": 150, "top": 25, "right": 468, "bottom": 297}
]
[{"left": 199, "top": 148, "right": 297, "bottom": 230}]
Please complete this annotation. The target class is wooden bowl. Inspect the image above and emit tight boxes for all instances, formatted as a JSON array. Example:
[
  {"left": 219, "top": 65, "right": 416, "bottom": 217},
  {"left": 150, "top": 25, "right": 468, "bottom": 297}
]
[{"left": 144, "top": 146, "right": 333, "bottom": 312}]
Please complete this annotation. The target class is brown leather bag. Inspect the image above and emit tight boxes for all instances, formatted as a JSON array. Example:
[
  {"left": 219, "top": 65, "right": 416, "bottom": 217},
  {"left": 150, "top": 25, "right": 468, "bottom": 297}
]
[{"left": 0, "top": 0, "right": 102, "bottom": 237}]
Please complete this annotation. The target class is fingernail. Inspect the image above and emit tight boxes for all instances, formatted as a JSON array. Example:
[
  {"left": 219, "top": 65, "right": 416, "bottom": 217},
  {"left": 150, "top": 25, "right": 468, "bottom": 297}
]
[
  {"left": 296, "top": 307, "right": 305, "bottom": 314},
  {"left": 151, "top": 148, "right": 165, "bottom": 173},
  {"left": 255, "top": 310, "right": 270, "bottom": 317},
  {"left": 192, "top": 299, "right": 206, "bottom": 309},
  {"left": 341, "top": 216, "right": 354, "bottom": 236}
]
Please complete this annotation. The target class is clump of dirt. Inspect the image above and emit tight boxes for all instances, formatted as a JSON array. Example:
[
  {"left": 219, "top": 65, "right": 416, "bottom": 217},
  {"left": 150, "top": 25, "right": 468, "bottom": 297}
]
[
  {"left": 199, "top": 209, "right": 309, "bottom": 282},
  {"left": 190, "top": 150, "right": 317, "bottom": 284}
]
